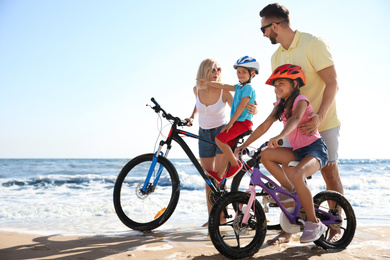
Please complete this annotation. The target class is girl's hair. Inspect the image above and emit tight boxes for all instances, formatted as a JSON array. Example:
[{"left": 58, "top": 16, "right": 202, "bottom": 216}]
[
  {"left": 274, "top": 79, "right": 301, "bottom": 121},
  {"left": 196, "top": 58, "right": 221, "bottom": 89}
]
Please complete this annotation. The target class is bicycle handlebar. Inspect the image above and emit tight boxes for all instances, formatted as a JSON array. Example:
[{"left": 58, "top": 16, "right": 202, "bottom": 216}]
[
  {"left": 149, "top": 97, "right": 189, "bottom": 126},
  {"left": 244, "top": 139, "right": 283, "bottom": 167}
]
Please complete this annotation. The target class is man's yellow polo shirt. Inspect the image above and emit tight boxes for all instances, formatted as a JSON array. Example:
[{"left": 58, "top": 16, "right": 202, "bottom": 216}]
[{"left": 271, "top": 30, "right": 340, "bottom": 132}]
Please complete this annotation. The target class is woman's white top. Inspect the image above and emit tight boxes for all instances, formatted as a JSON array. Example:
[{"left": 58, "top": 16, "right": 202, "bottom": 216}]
[{"left": 195, "top": 88, "right": 226, "bottom": 129}]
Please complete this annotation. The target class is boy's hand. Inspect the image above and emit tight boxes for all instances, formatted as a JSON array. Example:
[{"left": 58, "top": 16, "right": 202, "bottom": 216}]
[
  {"left": 221, "top": 122, "right": 233, "bottom": 133},
  {"left": 196, "top": 79, "right": 208, "bottom": 86}
]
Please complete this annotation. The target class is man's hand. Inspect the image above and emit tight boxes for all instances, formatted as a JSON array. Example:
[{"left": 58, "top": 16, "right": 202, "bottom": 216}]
[{"left": 298, "top": 113, "right": 320, "bottom": 136}]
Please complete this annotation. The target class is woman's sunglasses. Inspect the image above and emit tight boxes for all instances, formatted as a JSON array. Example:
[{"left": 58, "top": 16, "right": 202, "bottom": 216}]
[{"left": 211, "top": 67, "right": 221, "bottom": 73}]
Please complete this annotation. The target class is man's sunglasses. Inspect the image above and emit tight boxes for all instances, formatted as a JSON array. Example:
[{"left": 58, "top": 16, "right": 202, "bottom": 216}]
[{"left": 260, "top": 22, "right": 280, "bottom": 33}]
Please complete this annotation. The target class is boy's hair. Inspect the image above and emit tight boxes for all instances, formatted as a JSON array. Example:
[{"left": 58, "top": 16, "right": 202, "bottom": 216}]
[
  {"left": 274, "top": 79, "right": 302, "bottom": 121},
  {"left": 196, "top": 58, "right": 222, "bottom": 89},
  {"left": 259, "top": 3, "right": 290, "bottom": 25}
]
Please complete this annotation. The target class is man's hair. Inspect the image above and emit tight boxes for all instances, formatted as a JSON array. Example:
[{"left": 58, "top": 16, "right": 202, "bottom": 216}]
[{"left": 259, "top": 3, "right": 290, "bottom": 24}]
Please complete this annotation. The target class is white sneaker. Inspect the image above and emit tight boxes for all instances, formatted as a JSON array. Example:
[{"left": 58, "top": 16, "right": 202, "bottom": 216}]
[{"left": 300, "top": 220, "right": 327, "bottom": 243}]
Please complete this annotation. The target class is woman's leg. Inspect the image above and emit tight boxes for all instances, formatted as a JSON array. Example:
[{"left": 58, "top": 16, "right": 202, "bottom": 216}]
[{"left": 201, "top": 154, "right": 225, "bottom": 226}]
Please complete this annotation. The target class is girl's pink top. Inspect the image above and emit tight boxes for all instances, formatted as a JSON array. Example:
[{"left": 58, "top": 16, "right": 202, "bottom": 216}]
[{"left": 275, "top": 94, "right": 321, "bottom": 150}]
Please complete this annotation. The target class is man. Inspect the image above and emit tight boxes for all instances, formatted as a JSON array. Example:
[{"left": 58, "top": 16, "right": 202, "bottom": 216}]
[{"left": 259, "top": 3, "right": 343, "bottom": 244}]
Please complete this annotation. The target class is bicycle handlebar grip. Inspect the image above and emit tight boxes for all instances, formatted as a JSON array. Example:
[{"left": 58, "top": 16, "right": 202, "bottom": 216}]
[
  {"left": 278, "top": 139, "right": 283, "bottom": 146},
  {"left": 151, "top": 97, "right": 159, "bottom": 106}
]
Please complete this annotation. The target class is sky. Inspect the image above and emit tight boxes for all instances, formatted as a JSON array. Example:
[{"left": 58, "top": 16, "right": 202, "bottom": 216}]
[{"left": 1, "top": 0, "right": 389, "bottom": 159}]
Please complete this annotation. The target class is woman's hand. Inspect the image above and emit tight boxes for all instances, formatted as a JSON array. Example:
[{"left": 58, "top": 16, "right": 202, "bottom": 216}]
[
  {"left": 184, "top": 117, "right": 194, "bottom": 127},
  {"left": 246, "top": 101, "right": 258, "bottom": 115}
]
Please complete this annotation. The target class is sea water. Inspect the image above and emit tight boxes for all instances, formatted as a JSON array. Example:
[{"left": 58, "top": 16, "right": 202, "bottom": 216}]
[{"left": 0, "top": 158, "right": 389, "bottom": 236}]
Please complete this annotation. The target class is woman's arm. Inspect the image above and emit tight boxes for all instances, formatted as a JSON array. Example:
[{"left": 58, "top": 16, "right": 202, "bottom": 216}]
[{"left": 185, "top": 86, "right": 198, "bottom": 126}]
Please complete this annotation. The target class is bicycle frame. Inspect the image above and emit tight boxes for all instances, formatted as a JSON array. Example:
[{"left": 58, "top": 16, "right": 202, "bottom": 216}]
[
  {"left": 241, "top": 166, "right": 342, "bottom": 227},
  {"left": 140, "top": 116, "right": 225, "bottom": 198}
]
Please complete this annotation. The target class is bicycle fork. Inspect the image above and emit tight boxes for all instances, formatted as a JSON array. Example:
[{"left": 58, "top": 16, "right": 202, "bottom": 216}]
[
  {"left": 238, "top": 185, "right": 257, "bottom": 226},
  {"left": 141, "top": 141, "right": 171, "bottom": 194}
]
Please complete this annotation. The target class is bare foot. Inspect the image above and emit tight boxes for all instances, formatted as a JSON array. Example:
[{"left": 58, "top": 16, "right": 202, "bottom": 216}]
[
  {"left": 266, "top": 231, "right": 292, "bottom": 245},
  {"left": 328, "top": 228, "right": 341, "bottom": 242}
]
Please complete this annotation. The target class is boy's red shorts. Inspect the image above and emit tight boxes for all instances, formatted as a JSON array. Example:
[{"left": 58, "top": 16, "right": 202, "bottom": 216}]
[{"left": 216, "top": 120, "right": 253, "bottom": 147}]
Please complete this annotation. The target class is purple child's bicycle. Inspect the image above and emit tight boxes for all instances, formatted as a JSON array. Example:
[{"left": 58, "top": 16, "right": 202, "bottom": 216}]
[{"left": 208, "top": 141, "right": 356, "bottom": 259}]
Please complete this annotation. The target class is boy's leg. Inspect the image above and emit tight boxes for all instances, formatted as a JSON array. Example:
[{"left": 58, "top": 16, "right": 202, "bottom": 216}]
[{"left": 215, "top": 121, "right": 251, "bottom": 177}]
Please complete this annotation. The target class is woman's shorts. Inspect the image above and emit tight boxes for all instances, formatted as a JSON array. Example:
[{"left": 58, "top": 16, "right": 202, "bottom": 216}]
[
  {"left": 293, "top": 138, "right": 329, "bottom": 169},
  {"left": 198, "top": 125, "right": 225, "bottom": 158}
]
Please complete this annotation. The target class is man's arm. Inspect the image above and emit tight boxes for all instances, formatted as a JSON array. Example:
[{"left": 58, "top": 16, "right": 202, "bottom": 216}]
[{"left": 298, "top": 65, "right": 339, "bottom": 135}]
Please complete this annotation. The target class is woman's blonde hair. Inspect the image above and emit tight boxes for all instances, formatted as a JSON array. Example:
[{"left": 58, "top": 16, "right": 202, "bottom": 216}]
[{"left": 196, "top": 58, "right": 221, "bottom": 89}]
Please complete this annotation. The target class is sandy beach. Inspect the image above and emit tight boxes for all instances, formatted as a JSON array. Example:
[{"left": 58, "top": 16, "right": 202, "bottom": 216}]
[{"left": 1, "top": 226, "right": 389, "bottom": 260}]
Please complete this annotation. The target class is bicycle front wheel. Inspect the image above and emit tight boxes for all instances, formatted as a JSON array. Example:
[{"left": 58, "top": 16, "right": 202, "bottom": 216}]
[
  {"left": 113, "top": 153, "right": 180, "bottom": 231},
  {"left": 208, "top": 192, "right": 267, "bottom": 259}
]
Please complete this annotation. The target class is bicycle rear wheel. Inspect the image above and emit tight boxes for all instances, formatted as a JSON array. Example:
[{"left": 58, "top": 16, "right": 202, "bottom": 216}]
[
  {"left": 113, "top": 153, "right": 180, "bottom": 231},
  {"left": 313, "top": 191, "right": 356, "bottom": 249},
  {"left": 208, "top": 192, "right": 267, "bottom": 259}
]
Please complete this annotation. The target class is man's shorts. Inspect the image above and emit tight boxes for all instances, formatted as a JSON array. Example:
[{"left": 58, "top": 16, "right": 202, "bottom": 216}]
[
  {"left": 293, "top": 138, "right": 329, "bottom": 169},
  {"left": 320, "top": 126, "right": 340, "bottom": 164},
  {"left": 198, "top": 125, "right": 225, "bottom": 158},
  {"left": 216, "top": 120, "right": 253, "bottom": 147},
  {"left": 282, "top": 125, "right": 340, "bottom": 165}
]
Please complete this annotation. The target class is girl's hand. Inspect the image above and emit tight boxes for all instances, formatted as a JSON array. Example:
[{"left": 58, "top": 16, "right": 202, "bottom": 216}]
[
  {"left": 234, "top": 145, "right": 245, "bottom": 156},
  {"left": 268, "top": 136, "right": 283, "bottom": 148}
]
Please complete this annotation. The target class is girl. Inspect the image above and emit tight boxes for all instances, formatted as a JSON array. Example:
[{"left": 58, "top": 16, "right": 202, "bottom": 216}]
[{"left": 237, "top": 64, "right": 328, "bottom": 243}]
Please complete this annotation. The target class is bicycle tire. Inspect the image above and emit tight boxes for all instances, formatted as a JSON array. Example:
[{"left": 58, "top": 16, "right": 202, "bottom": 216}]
[
  {"left": 313, "top": 191, "right": 356, "bottom": 249},
  {"left": 231, "top": 169, "right": 282, "bottom": 230},
  {"left": 208, "top": 192, "right": 267, "bottom": 259},
  {"left": 113, "top": 153, "right": 180, "bottom": 231}
]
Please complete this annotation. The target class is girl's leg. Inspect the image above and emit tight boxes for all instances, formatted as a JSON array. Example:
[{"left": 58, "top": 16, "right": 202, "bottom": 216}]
[
  {"left": 290, "top": 156, "right": 321, "bottom": 222},
  {"left": 260, "top": 147, "right": 296, "bottom": 191}
]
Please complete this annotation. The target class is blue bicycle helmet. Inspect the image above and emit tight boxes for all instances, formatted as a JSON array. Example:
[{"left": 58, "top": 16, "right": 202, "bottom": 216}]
[{"left": 233, "top": 56, "right": 259, "bottom": 74}]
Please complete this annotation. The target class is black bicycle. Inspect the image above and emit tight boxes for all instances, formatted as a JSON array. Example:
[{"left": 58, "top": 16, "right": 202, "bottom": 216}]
[{"left": 113, "top": 98, "right": 251, "bottom": 231}]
